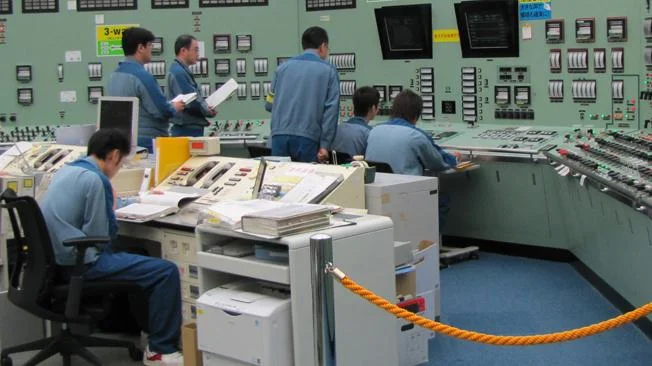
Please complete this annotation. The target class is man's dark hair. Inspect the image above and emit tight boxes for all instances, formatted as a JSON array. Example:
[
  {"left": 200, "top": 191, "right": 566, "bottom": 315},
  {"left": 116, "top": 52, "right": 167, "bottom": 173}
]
[
  {"left": 174, "top": 34, "right": 197, "bottom": 55},
  {"left": 390, "top": 89, "right": 423, "bottom": 122},
  {"left": 122, "top": 27, "right": 155, "bottom": 56},
  {"left": 302, "top": 26, "right": 329, "bottom": 50},
  {"left": 353, "top": 87, "right": 381, "bottom": 117},
  {"left": 87, "top": 129, "right": 131, "bottom": 160}
]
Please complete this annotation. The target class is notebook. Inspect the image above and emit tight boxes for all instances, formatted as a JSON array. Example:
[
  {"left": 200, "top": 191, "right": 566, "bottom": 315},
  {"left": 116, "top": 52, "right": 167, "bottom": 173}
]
[
  {"left": 171, "top": 92, "right": 197, "bottom": 104},
  {"left": 205, "top": 78, "right": 238, "bottom": 108},
  {"left": 115, "top": 191, "right": 200, "bottom": 223}
]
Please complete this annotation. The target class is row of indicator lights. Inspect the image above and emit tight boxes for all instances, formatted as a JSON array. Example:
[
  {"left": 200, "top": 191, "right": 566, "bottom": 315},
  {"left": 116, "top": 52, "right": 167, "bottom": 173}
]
[
  {"left": 212, "top": 120, "right": 266, "bottom": 131},
  {"left": 588, "top": 112, "right": 636, "bottom": 120}
]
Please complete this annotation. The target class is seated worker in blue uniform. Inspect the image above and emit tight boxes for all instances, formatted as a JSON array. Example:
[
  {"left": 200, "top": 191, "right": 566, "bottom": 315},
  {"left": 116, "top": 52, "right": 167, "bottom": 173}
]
[
  {"left": 40, "top": 129, "right": 183, "bottom": 366},
  {"left": 331, "top": 86, "right": 380, "bottom": 158},
  {"left": 265, "top": 26, "right": 340, "bottom": 163},
  {"left": 366, "top": 89, "right": 458, "bottom": 176}
]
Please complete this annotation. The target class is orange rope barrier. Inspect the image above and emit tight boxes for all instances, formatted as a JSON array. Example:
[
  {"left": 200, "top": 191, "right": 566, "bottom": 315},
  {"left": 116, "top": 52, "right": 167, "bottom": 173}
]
[{"left": 326, "top": 265, "right": 652, "bottom": 346}]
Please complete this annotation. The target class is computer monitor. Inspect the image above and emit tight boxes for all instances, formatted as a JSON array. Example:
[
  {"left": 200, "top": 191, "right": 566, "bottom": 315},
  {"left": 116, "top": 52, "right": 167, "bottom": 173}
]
[
  {"left": 374, "top": 4, "right": 433, "bottom": 60},
  {"left": 96, "top": 96, "right": 139, "bottom": 148},
  {"left": 454, "top": 0, "right": 519, "bottom": 58}
]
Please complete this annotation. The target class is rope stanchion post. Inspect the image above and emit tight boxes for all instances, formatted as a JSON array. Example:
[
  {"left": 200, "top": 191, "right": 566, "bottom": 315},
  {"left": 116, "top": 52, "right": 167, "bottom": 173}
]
[{"left": 310, "top": 234, "right": 335, "bottom": 365}]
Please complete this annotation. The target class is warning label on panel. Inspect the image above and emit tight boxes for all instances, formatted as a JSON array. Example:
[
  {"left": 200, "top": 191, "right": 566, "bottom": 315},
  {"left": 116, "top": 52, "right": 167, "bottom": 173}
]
[
  {"left": 96, "top": 24, "right": 139, "bottom": 57},
  {"left": 519, "top": 0, "right": 552, "bottom": 21},
  {"left": 433, "top": 29, "right": 460, "bottom": 43}
]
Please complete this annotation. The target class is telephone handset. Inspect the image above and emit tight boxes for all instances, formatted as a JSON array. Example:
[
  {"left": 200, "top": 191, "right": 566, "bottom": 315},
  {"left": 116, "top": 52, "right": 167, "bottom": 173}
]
[
  {"left": 32, "top": 148, "right": 62, "bottom": 169},
  {"left": 185, "top": 161, "right": 218, "bottom": 186},
  {"left": 201, "top": 162, "right": 235, "bottom": 189},
  {"left": 38, "top": 149, "right": 72, "bottom": 171}
]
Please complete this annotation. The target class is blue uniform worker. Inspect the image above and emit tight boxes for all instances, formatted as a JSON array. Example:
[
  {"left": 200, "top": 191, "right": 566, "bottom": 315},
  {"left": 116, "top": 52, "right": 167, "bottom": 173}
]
[
  {"left": 168, "top": 35, "right": 216, "bottom": 137},
  {"left": 107, "top": 27, "right": 183, "bottom": 153},
  {"left": 331, "top": 86, "right": 380, "bottom": 158},
  {"left": 366, "top": 89, "right": 457, "bottom": 176},
  {"left": 40, "top": 129, "right": 183, "bottom": 365},
  {"left": 265, "top": 26, "right": 340, "bottom": 163}
]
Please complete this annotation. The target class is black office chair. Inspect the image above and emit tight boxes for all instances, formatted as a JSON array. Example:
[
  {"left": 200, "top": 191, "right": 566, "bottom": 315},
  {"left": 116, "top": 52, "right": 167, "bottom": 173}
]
[
  {"left": 366, "top": 160, "right": 394, "bottom": 173},
  {"left": 246, "top": 145, "right": 272, "bottom": 159},
  {"left": 329, "top": 150, "right": 353, "bottom": 165},
  {"left": 0, "top": 189, "right": 142, "bottom": 366}
]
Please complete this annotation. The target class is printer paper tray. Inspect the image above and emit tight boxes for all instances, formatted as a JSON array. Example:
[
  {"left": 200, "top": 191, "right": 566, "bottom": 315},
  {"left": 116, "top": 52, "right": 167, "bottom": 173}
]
[{"left": 197, "top": 252, "right": 290, "bottom": 285}]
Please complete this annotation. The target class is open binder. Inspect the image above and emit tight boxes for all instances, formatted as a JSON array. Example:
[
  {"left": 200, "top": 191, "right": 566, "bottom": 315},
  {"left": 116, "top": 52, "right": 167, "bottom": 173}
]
[{"left": 115, "top": 191, "right": 200, "bottom": 223}]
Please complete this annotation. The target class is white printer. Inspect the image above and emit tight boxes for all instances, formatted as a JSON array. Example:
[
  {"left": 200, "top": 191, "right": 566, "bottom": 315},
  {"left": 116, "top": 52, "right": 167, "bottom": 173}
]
[{"left": 197, "top": 280, "right": 293, "bottom": 366}]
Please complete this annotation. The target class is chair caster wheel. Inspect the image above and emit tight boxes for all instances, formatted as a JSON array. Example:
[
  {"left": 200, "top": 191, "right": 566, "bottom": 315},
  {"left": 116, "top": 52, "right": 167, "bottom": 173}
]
[
  {"left": 1, "top": 356, "right": 13, "bottom": 366},
  {"left": 129, "top": 346, "right": 143, "bottom": 361}
]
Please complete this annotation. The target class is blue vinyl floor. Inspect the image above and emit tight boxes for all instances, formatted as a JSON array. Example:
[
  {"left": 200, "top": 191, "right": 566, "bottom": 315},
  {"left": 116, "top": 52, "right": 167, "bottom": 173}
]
[{"left": 428, "top": 252, "right": 652, "bottom": 366}]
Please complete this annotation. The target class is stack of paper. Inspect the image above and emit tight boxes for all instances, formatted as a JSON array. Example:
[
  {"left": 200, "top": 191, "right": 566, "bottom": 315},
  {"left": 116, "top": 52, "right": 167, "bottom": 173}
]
[
  {"left": 171, "top": 92, "right": 197, "bottom": 104},
  {"left": 204, "top": 199, "right": 281, "bottom": 230},
  {"left": 204, "top": 199, "right": 331, "bottom": 237},
  {"left": 241, "top": 203, "right": 331, "bottom": 237},
  {"left": 206, "top": 78, "right": 238, "bottom": 108}
]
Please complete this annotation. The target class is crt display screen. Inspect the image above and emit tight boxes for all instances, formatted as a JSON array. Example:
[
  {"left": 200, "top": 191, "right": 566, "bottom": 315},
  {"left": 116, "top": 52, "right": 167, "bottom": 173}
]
[
  {"left": 99, "top": 100, "right": 134, "bottom": 144},
  {"left": 375, "top": 4, "right": 432, "bottom": 60},
  {"left": 383, "top": 15, "right": 427, "bottom": 52},
  {"left": 454, "top": 0, "right": 519, "bottom": 58}
]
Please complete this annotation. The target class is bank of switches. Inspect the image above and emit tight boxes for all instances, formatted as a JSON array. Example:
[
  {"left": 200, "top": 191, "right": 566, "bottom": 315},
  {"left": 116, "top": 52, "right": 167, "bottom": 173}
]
[{"left": 554, "top": 130, "right": 652, "bottom": 197}]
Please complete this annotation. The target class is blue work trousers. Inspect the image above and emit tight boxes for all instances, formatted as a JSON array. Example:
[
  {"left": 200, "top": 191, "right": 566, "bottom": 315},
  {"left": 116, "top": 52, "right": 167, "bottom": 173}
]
[
  {"left": 271, "top": 134, "right": 319, "bottom": 162},
  {"left": 84, "top": 252, "right": 181, "bottom": 354},
  {"left": 170, "top": 125, "right": 204, "bottom": 137},
  {"left": 137, "top": 137, "right": 154, "bottom": 154}
]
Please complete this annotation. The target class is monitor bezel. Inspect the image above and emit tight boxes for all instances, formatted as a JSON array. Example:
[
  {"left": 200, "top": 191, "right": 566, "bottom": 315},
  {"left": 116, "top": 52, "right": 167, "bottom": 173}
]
[
  {"left": 454, "top": 0, "right": 520, "bottom": 58},
  {"left": 96, "top": 96, "right": 139, "bottom": 149},
  {"left": 374, "top": 4, "right": 433, "bottom": 60}
]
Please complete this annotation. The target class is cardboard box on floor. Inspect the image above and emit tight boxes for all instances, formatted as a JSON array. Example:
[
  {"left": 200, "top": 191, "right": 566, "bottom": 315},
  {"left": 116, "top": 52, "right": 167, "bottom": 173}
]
[{"left": 182, "top": 323, "right": 202, "bottom": 366}]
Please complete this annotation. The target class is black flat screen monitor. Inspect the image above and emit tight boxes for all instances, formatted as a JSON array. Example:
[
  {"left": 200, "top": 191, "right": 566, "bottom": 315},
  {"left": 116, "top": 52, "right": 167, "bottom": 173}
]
[
  {"left": 374, "top": 4, "right": 433, "bottom": 60},
  {"left": 96, "top": 96, "right": 139, "bottom": 148},
  {"left": 454, "top": 0, "right": 519, "bottom": 58}
]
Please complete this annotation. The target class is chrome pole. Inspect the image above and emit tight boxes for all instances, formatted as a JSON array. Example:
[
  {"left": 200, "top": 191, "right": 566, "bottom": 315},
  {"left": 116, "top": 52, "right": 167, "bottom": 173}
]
[{"left": 310, "top": 233, "right": 333, "bottom": 366}]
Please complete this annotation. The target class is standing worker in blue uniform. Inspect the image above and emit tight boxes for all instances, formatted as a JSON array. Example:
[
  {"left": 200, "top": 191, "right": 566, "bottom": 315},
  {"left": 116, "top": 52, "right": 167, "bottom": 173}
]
[
  {"left": 40, "top": 129, "right": 184, "bottom": 365},
  {"left": 265, "top": 26, "right": 340, "bottom": 162},
  {"left": 331, "top": 86, "right": 380, "bottom": 157},
  {"left": 366, "top": 89, "right": 458, "bottom": 176},
  {"left": 107, "top": 27, "right": 184, "bottom": 153},
  {"left": 167, "top": 34, "right": 217, "bottom": 137}
]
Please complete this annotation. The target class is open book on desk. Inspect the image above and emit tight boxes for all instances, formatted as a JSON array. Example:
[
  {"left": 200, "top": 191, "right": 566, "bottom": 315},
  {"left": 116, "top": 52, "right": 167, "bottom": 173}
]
[
  {"left": 279, "top": 173, "right": 344, "bottom": 204},
  {"left": 115, "top": 191, "right": 200, "bottom": 223},
  {"left": 205, "top": 78, "right": 238, "bottom": 108}
]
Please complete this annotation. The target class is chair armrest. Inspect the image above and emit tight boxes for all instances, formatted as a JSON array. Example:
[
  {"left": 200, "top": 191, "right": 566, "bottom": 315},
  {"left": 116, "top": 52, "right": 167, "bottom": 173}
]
[
  {"left": 63, "top": 236, "right": 111, "bottom": 247},
  {"left": 64, "top": 236, "right": 110, "bottom": 272},
  {"left": 62, "top": 236, "right": 110, "bottom": 319}
]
